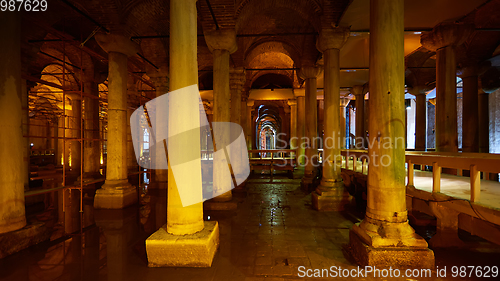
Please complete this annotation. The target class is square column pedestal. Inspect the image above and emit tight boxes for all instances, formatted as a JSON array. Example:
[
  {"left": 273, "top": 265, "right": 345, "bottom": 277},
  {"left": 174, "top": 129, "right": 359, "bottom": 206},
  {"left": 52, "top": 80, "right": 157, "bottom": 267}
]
[
  {"left": 146, "top": 221, "right": 219, "bottom": 267},
  {"left": 312, "top": 186, "right": 352, "bottom": 211},
  {"left": 349, "top": 223, "right": 434, "bottom": 268},
  {"left": 94, "top": 180, "right": 137, "bottom": 209}
]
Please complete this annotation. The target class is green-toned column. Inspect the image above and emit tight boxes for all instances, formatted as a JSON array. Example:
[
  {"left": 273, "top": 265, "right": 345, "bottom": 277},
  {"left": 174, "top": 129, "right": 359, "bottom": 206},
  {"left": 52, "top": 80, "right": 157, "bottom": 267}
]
[
  {"left": 295, "top": 89, "right": 306, "bottom": 165},
  {"left": 351, "top": 85, "right": 365, "bottom": 149},
  {"left": 349, "top": 0, "right": 434, "bottom": 268}
]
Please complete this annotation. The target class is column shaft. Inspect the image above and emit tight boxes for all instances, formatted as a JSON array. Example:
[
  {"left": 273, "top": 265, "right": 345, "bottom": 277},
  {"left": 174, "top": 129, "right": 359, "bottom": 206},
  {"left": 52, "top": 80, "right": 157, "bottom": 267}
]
[
  {"left": 462, "top": 75, "right": 479, "bottom": 152},
  {"left": 83, "top": 81, "right": 101, "bottom": 179},
  {"left": 289, "top": 101, "right": 297, "bottom": 150},
  {"left": 435, "top": 46, "right": 458, "bottom": 152},
  {"left": 304, "top": 77, "right": 318, "bottom": 181},
  {"left": 297, "top": 96, "right": 306, "bottom": 165},
  {"left": 0, "top": 12, "right": 26, "bottom": 233},
  {"left": 71, "top": 98, "right": 82, "bottom": 173},
  {"left": 415, "top": 93, "right": 427, "bottom": 151},
  {"left": 478, "top": 91, "right": 489, "bottom": 153},
  {"left": 355, "top": 94, "right": 365, "bottom": 148}
]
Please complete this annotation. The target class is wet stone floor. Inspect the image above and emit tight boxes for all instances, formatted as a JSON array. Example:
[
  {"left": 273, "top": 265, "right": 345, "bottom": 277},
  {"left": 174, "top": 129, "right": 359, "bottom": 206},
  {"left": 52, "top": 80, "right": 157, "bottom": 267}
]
[{"left": 1, "top": 171, "right": 500, "bottom": 281}]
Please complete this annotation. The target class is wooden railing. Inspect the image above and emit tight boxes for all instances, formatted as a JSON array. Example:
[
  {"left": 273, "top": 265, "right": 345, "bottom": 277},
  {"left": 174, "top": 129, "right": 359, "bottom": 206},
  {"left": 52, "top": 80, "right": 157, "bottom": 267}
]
[{"left": 318, "top": 149, "right": 500, "bottom": 203}]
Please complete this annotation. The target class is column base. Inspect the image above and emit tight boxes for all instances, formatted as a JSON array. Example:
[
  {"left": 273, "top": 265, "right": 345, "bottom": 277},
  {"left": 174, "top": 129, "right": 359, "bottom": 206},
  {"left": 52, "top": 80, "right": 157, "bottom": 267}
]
[
  {"left": 349, "top": 221, "right": 434, "bottom": 268},
  {"left": 0, "top": 215, "right": 26, "bottom": 235},
  {"left": 94, "top": 180, "right": 137, "bottom": 209},
  {"left": 146, "top": 221, "right": 219, "bottom": 267},
  {"left": 312, "top": 183, "right": 351, "bottom": 211}
]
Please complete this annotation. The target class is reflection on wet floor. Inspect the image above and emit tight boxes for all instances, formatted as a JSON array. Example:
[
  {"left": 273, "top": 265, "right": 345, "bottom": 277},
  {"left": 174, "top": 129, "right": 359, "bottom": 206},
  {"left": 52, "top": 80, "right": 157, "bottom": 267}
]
[{"left": 1, "top": 171, "right": 500, "bottom": 280}]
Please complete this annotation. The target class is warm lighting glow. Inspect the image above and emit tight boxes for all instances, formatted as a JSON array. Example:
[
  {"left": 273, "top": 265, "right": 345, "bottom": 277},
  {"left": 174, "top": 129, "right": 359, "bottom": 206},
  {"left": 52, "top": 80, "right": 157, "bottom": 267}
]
[{"left": 100, "top": 153, "right": 104, "bottom": 165}]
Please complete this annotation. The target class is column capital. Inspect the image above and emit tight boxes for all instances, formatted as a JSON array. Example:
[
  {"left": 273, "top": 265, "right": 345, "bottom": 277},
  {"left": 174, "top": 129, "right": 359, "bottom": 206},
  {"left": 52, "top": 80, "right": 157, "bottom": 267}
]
[
  {"left": 340, "top": 97, "right": 350, "bottom": 107},
  {"left": 294, "top": 88, "right": 305, "bottom": 97},
  {"left": 230, "top": 67, "right": 246, "bottom": 89},
  {"left": 247, "top": 99, "right": 255, "bottom": 107},
  {"left": 95, "top": 33, "right": 140, "bottom": 57},
  {"left": 316, "top": 27, "right": 350, "bottom": 52},
  {"left": 350, "top": 85, "right": 365, "bottom": 98},
  {"left": 480, "top": 67, "right": 500, "bottom": 94},
  {"left": 299, "top": 66, "right": 321, "bottom": 79},
  {"left": 204, "top": 28, "right": 237, "bottom": 54},
  {"left": 287, "top": 99, "right": 297, "bottom": 106},
  {"left": 407, "top": 85, "right": 431, "bottom": 96},
  {"left": 420, "top": 22, "right": 473, "bottom": 52}
]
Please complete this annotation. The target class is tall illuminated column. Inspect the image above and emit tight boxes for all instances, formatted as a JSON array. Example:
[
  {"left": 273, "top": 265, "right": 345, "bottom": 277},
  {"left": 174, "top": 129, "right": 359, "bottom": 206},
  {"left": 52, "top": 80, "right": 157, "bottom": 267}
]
[
  {"left": 460, "top": 66, "right": 479, "bottom": 152},
  {"left": 300, "top": 66, "right": 321, "bottom": 190},
  {"left": 0, "top": 12, "right": 26, "bottom": 234},
  {"left": 295, "top": 89, "right": 306, "bottom": 165},
  {"left": 204, "top": 29, "right": 237, "bottom": 202},
  {"left": 146, "top": 0, "right": 219, "bottom": 267},
  {"left": 229, "top": 67, "right": 246, "bottom": 183},
  {"left": 69, "top": 94, "right": 82, "bottom": 173},
  {"left": 287, "top": 99, "right": 298, "bottom": 150},
  {"left": 314, "top": 27, "right": 350, "bottom": 211},
  {"left": 421, "top": 23, "right": 473, "bottom": 154},
  {"left": 351, "top": 85, "right": 365, "bottom": 149},
  {"left": 94, "top": 33, "right": 139, "bottom": 209},
  {"left": 349, "top": 0, "right": 434, "bottom": 268},
  {"left": 82, "top": 73, "right": 103, "bottom": 181},
  {"left": 339, "top": 98, "right": 349, "bottom": 149}
]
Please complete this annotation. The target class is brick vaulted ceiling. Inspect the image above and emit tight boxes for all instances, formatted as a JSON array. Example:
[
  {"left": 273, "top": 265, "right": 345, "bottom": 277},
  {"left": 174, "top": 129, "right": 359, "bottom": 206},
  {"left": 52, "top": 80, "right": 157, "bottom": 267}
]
[{"left": 21, "top": 0, "right": 500, "bottom": 97}]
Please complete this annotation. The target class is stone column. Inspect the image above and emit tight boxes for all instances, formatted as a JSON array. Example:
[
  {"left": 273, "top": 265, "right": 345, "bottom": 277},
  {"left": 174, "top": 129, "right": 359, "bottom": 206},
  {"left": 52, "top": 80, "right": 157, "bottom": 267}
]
[
  {"left": 82, "top": 76, "right": 102, "bottom": 180},
  {"left": 94, "top": 33, "right": 139, "bottom": 209},
  {"left": 69, "top": 95, "right": 82, "bottom": 174},
  {"left": 246, "top": 99, "right": 254, "bottom": 150},
  {"left": 204, "top": 29, "right": 237, "bottom": 202},
  {"left": 146, "top": 0, "right": 219, "bottom": 267},
  {"left": 408, "top": 86, "right": 428, "bottom": 151},
  {"left": 288, "top": 99, "right": 298, "bottom": 150},
  {"left": 349, "top": 0, "right": 434, "bottom": 268},
  {"left": 478, "top": 89, "right": 489, "bottom": 153},
  {"left": 126, "top": 79, "right": 138, "bottom": 174},
  {"left": 460, "top": 66, "right": 479, "bottom": 152},
  {"left": 313, "top": 27, "right": 350, "bottom": 211},
  {"left": 340, "top": 98, "right": 349, "bottom": 149},
  {"left": 150, "top": 72, "right": 169, "bottom": 186},
  {"left": 229, "top": 68, "right": 246, "bottom": 186},
  {"left": 351, "top": 85, "right": 365, "bottom": 149},
  {"left": 0, "top": 12, "right": 26, "bottom": 234},
  {"left": 300, "top": 66, "right": 321, "bottom": 190},
  {"left": 296, "top": 90, "right": 306, "bottom": 165},
  {"left": 421, "top": 23, "right": 473, "bottom": 153}
]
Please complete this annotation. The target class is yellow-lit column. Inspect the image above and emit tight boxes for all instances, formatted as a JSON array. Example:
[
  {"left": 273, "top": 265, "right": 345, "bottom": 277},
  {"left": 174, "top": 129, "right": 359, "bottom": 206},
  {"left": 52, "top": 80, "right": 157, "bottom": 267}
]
[
  {"left": 340, "top": 98, "right": 349, "bottom": 149},
  {"left": 295, "top": 90, "right": 306, "bottom": 165},
  {"left": 69, "top": 94, "right": 82, "bottom": 174},
  {"left": 146, "top": 0, "right": 219, "bottom": 267},
  {"left": 82, "top": 74, "right": 103, "bottom": 181},
  {"left": 288, "top": 99, "right": 298, "bottom": 151},
  {"left": 349, "top": 0, "right": 434, "bottom": 268},
  {"left": 351, "top": 85, "right": 365, "bottom": 149},
  {"left": 421, "top": 23, "right": 473, "bottom": 153},
  {"left": 246, "top": 99, "right": 254, "bottom": 150},
  {"left": 0, "top": 12, "right": 26, "bottom": 234},
  {"left": 94, "top": 33, "right": 139, "bottom": 209},
  {"left": 204, "top": 29, "right": 237, "bottom": 202},
  {"left": 150, "top": 71, "right": 169, "bottom": 186},
  {"left": 300, "top": 67, "right": 321, "bottom": 190},
  {"left": 229, "top": 68, "right": 246, "bottom": 189},
  {"left": 314, "top": 27, "right": 350, "bottom": 211},
  {"left": 408, "top": 86, "right": 428, "bottom": 151}
]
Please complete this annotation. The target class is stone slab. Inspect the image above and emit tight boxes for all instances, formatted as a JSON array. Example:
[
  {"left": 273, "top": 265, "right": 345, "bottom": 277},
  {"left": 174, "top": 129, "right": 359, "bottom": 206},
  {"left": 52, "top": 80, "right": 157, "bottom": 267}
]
[
  {"left": 349, "top": 229, "right": 435, "bottom": 269},
  {"left": 0, "top": 222, "right": 51, "bottom": 259},
  {"left": 94, "top": 187, "right": 137, "bottom": 209},
  {"left": 312, "top": 191, "right": 351, "bottom": 211},
  {"left": 146, "top": 221, "right": 219, "bottom": 267}
]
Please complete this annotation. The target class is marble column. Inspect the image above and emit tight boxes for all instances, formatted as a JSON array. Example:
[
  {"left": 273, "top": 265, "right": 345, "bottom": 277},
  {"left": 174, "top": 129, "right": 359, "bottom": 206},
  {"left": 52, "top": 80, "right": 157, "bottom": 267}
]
[
  {"left": 340, "top": 98, "right": 349, "bottom": 149},
  {"left": 146, "top": 0, "right": 219, "bottom": 267},
  {"left": 349, "top": 0, "right": 434, "bottom": 268},
  {"left": 460, "top": 66, "right": 479, "bottom": 152},
  {"left": 288, "top": 99, "right": 298, "bottom": 150},
  {"left": 314, "top": 27, "right": 350, "bottom": 211},
  {"left": 82, "top": 77, "right": 102, "bottom": 180},
  {"left": 0, "top": 12, "right": 26, "bottom": 234},
  {"left": 300, "top": 66, "right": 321, "bottom": 190},
  {"left": 94, "top": 33, "right": 139, "bottom": 209},
  {"left": 69, "top": 95, "right": 82, "bottom": 174},
  {"left": 408, "top": 86, "right": 428, "bottom": 151},
  {"left": 246, "top": 99, "right": 254, "bottom": 150},
  {"left": 229, "top": 67, "right": 246, "bottom": 185},
  {"left": 150, "top": 72, "right": 169, "bottom": 186},
  {"left": 296, "top": 90, "right": 306, "bottom": 165},
  {"left": 351, "top": 85, "right": 365, "bottom": 149},
  {"left": 204, "top": 29, "right": 237, "bottom": 202},
  {"left": 421, "top": 22, "right": 473, "bottom": 153}
]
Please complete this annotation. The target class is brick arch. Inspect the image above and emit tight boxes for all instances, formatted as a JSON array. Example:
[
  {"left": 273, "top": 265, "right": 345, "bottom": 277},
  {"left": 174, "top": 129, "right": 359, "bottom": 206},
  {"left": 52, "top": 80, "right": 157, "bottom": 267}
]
[
  {"left": 235, "top": 0, "right": 322, "bottom": 26},
  {"left": 248, "top": 70, "right": 295, "bottom": 89},
  {"left": 245, "top": 39, "right": 301, "bottom": 68}
]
